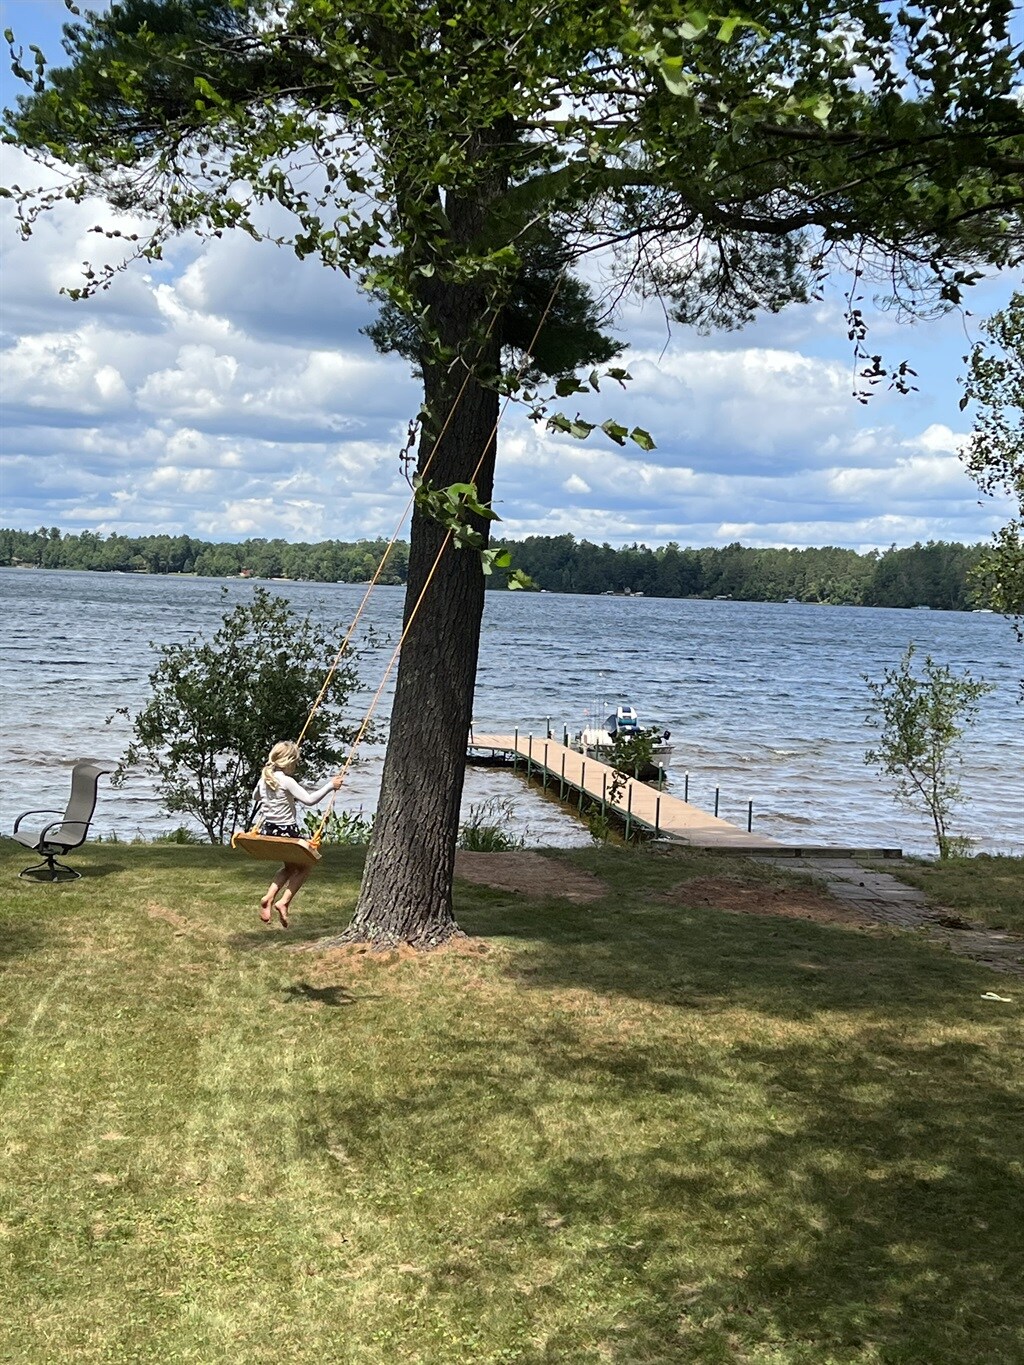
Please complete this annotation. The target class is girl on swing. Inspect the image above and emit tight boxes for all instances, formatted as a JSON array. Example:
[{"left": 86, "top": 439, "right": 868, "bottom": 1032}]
[{"left": 254, "top": 740, "right": 343, "bottom": 927}]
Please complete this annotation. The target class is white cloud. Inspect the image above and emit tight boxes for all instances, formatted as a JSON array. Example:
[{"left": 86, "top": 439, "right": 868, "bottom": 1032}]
[
  {"left": 2, "top": 329, "right": 132, "bottom": 415},
  {"left": 1, "top": 154, "right": 1017, "bottom": 551},
  {"left": 915, "top": 422, "right": 963, "bottom": 454},
  {"left": 145, "top": 466, "right": 218, "bottom": 495},
  {"left": 827, "top": 451, "right": 967, "bottom": 501}
]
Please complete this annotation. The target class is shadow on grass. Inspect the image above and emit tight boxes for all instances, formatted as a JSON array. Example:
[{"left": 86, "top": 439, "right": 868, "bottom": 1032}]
[
  {"left": 503, "top": 1039, "right": 1022, "bottom": 1359},
  {"left": 16, "top": 860, "right": 126, "bottom": 881},
  {"left": 0, "top": 914, "right": 48, "bottom": 964},
  {"left": 303, "top": 1001, "right": 1022, "bottom": 1361},
  {"left": 0, "top": 835, "right": 126, "bottom": 883},
  {"left": 456, "top": 885, "right": 979, "bottom": 1022},
  {"left": 281, "top": 980, "right": 365, "bottom": 1007}
]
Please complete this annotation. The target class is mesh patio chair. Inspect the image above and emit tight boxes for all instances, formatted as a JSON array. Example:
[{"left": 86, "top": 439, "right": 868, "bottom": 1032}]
[{"left": 12, "top": 760, "right": 117, "bottom": 881}]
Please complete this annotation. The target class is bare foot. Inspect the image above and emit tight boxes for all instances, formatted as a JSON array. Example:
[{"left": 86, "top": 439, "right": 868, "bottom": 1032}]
[
  {"left": 275, "top": 900, "right": 290, "bottom": 928},
  {"left": 259, "top": 906, "right": 272, "bottom": 924}
]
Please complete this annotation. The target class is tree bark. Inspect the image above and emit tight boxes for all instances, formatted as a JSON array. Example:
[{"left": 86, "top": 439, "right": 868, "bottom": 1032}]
[{"left": 341, "top": 191, "right": 501, "bottom": 948}]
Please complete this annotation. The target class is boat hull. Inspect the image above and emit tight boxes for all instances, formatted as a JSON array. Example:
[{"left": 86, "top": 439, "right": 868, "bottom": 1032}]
[
  {"left": 569, "top": 734, "right": 673, "bottom": 779},
  {"left": 570, "top": 707, "right": 673, "bottom": 779}
]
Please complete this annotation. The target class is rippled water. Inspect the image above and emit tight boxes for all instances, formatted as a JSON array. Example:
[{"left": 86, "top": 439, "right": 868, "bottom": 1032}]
[{"left": 1, "top": 567, "right": 1021, "bottom": 856}]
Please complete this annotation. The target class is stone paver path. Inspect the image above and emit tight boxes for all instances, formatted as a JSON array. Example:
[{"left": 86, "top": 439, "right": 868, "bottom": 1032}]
[{"left": 763, "top": 857, "right": 1024, "bottom": 978}]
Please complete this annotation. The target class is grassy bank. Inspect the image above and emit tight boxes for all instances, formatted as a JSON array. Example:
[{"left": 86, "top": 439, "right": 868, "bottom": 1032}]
[
  {"left": 1, "top": 841, "right": 1021, "bottom": 1363},
  {"left": 875, "top": 853, "right": 1024, "bottom": 935}
]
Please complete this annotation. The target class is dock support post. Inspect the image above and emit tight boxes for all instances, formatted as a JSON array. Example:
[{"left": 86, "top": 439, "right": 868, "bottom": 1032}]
[
  {"left": 560, "top": 753, "right": 566, "bottom": 799},
  {"left": 747, "top": 800, "right": 753, "bottom": 832},
  {"left": 513, "top": 727, "right": 519, "bottom": 772},
  {"left": 579, "top": 762, "right": 586, "bottom": 811},
  {"left": 626, "top": 783, "right": 633, "bottom": 842},
  {"left": 601, "top": 772, "right": 607, "bottom": 819},
  {"left": 542, "top": 742, "right": 549, "bottom": 790},
  {"left": 655, "top": 795, "right": 661, "bottom": 838},
  {"left": 527, "top": 735, "right": 533, "bottom": 780},
  {"left": 714, "top": 787, "right": 720, "bottom": 818},
  {"left": 684, "top": 773, "right": 689, "bottom": 803},
  {"left": 563, "top": 726, "right": 568, "bottom": 747}
]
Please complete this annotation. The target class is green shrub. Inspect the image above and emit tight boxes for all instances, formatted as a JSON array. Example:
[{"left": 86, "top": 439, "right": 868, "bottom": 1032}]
[
  {"left": 113, "top": 587, "right": 369, "bottom": 844},
  {"left": 154, "top": 825, "right": 205, "bottom": 845},
  {"left": 458, "top": 799, "right": 526, "bottom": 852},
  {"left": 301, "top": 807, "right": 374, "bottom": 845}
]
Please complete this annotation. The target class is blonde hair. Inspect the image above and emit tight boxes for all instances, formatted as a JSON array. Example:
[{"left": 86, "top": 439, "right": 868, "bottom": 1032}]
[{"left": 262, "top": 740, "right": 300, "bottom": 791}]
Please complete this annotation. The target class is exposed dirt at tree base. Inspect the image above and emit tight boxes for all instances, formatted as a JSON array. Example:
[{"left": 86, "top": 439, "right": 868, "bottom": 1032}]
[{"left": 307, "top": 934, "right": 492, "bottom": 973}]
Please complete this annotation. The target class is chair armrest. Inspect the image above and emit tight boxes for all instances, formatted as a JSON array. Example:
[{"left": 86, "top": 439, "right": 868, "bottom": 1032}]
[
  {"left": 13, "top": 809, "right": 62, "bottom": 833},
  {"left": 28, "top": 820, "right": 93, "bottom": 855},
  {"left": 39, "top": 819, "right": 91, "bottom": 841}
]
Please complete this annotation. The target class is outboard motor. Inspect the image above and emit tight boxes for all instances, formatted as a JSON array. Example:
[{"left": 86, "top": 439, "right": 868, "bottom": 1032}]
[{"left": 615, "top": 704, "right": 640, "bottom": 733}]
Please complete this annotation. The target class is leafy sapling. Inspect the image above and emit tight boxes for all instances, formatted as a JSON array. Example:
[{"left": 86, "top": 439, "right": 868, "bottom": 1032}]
[
  {"left": 864, "top": 644, "right": 994, "bottom": 859},
  {"left": 112, "top": 588, "right": 367, "bottom": 845}
]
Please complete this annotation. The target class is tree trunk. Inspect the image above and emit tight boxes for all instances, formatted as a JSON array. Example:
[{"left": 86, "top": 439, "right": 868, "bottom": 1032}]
[{"left": 341, "top": 195, "right": 501, "bottom": 947}]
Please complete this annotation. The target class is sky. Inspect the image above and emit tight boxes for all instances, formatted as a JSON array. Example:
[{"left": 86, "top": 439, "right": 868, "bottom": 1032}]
[{"left": 0, "top": 0, "right": 1019, "bottom": 553}]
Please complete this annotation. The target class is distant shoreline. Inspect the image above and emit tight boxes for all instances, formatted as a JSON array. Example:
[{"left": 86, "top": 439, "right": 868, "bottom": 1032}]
[
  {"left": 2, "top": 559, "right": 1004, "bottom": 614},
  {"left": 0, "top": 527, "right": 995, "bottom": 613}
]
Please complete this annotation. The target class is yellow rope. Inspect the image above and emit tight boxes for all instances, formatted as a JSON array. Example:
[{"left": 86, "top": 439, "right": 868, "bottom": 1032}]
[
  {"left": 295, "top": 306, "right": 506, "bottom": 751},
  {"left": 306, "top": 269, "right": 567, "bottom": 845}
]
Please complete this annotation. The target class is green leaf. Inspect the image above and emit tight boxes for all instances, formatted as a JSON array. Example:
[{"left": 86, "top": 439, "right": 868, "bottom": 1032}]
[
  {"left": 555, "top": 375, "right": 587, "bottom": 397},
  {"left": 193, "top": 76, "right": 225, "bottom": 106},
  {"left": 657, "top": 55, "right": 697, "bottom": 98},
  {"left": 677, "top": 11, "right": 709, "bottom": 40},
  {"left": 548, "top": 412, "right": 597, "bottom": 439},
  {"left": 630, "top": 427, "right": 656, "bottom": 451},
  {"left": 601, "top": 419, "right": 628, "bottom": 446}
]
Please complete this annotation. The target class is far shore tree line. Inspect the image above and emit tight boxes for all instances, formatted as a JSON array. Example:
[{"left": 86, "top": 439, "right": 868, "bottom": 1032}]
[{"left": 0, "top": 527, "right": 993, "bottom": 612}]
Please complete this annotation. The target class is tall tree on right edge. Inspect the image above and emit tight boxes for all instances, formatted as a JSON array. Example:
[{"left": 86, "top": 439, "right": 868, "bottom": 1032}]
[
  {"left": 962, "top": 291, "right": 1024, "bottom": 671},
  {"left": 5, "top": 0, "right": 1023, "bottom": 944}
]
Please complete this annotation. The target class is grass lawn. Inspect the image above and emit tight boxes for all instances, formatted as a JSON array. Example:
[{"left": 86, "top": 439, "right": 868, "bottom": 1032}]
[
  {"left": 872, "top": 854, "right": 1024, "bottom": 935},
  {"left": 1, "top": 839, "right": 1021, "bottom": 1364}
]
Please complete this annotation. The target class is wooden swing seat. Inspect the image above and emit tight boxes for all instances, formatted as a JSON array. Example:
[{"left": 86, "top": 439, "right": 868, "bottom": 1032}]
[{"left": 231, "top": 831, "right": 322, "bottom": 867}]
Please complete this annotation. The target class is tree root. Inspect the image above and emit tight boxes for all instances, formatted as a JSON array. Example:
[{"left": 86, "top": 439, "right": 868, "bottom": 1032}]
[{"left": 304, "top": 921, "right": 467, "bottom": 954}]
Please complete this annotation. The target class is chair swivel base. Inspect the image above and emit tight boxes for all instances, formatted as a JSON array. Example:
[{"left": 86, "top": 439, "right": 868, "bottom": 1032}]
[{"left": 19, "top": 856, "right": 81, "bottom": 882}]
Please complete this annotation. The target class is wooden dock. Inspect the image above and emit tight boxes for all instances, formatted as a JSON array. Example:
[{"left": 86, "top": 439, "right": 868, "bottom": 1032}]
[
  {"left": 468, "top": 731, "right": 903, "bottom": 857},
  {"left": 468, "top": 732, "right": 783, "bottom": 852}
]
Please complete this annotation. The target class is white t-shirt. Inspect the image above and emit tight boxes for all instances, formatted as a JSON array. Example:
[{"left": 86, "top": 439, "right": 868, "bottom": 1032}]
[{"left": 255, "top": 772, "right": 335, "bottom": 826}]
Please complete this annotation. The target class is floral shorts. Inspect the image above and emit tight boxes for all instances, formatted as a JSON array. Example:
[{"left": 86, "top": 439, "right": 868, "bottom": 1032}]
[{"left": 262, "top": 822, "right": 301, "bottom": 839}]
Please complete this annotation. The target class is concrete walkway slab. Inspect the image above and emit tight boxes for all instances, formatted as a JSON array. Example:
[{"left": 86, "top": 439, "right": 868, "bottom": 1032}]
[{"left": 762, "top": 857, "right": 1024, "bottom": 978}]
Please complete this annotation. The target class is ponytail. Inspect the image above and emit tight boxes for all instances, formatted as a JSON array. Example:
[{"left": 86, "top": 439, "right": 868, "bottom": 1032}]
[{"left": 262, "top": 740, "right": 300, "bottom": 791}]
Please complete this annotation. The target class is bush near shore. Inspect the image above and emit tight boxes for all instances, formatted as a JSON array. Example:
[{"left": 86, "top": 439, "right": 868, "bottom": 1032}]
[{"left": 2, "top": 841, "right": 1021, "bottom": 1363}]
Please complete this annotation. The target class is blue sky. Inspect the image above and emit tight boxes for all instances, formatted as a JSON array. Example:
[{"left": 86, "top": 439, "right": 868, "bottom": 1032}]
[{"left": 0, "top": 0, "right": 1019, "bottom": 550}]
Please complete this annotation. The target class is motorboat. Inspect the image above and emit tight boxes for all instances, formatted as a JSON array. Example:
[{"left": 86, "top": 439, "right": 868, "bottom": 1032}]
[{"left": 570, "top": 704, "right": 673, "bottom": 776}]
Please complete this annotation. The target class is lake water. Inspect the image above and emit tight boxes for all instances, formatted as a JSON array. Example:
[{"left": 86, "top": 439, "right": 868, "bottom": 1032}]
[{"left": 1, "top": 567, "right": 1021, "bottom": 857}]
